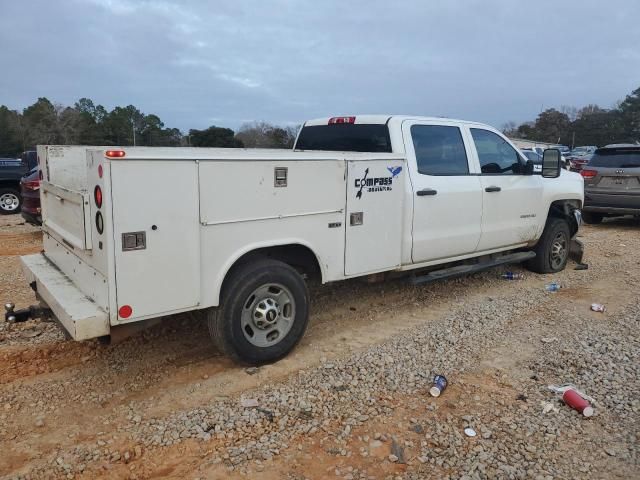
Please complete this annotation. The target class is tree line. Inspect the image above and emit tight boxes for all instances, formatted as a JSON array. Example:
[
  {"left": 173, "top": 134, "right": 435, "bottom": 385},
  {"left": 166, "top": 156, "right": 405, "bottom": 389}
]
[
  {"left": 0, "top": 97, "right": 298, "bottom": 157},
  {"left": 502, "top": 85, "right": 640, "bottom": 147}
]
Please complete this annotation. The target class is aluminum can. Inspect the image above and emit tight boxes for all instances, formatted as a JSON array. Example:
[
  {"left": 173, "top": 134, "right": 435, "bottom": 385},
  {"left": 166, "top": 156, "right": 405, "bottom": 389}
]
[{"left": 429, "top": 375, "right": 448, "bottom": 397}]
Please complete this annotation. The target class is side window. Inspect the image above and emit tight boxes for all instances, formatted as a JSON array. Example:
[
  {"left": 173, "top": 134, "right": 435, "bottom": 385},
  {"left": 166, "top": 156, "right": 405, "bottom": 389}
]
[
  {"left": 470, "top": 128, "right": 523, "bottom": 175},
  {"left": 410, "top": 125, "right": 469, "bottom": 175}
]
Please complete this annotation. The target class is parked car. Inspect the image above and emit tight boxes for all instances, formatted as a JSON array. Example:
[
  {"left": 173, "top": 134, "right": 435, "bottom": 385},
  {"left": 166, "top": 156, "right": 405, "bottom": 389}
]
[
  {"left": 0, "top": 151, "right": 38, "bottom": 214},
  {"left": 20, "top": 167, "right": 42, "bottom": 225},
  {"left": 581, "top": 144, "right": 640, "bottom": 223},
  {"left": 570, "top": 146, "right": 597, "bottom": 156},
  {"left": 520, "top": 149, "right": 543, "bottom": 172},
  {"left": 519, "top": 148, "right": 570, "bottom": 171},
  {"left": 568, "top": 153, "right": 593, "bottom": 172}
]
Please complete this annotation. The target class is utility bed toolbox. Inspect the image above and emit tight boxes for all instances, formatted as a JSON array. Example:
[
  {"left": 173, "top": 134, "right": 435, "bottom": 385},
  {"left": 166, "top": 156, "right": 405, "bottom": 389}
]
[{"left": 20, "top": 253, "right": 109, "bottom": 340}]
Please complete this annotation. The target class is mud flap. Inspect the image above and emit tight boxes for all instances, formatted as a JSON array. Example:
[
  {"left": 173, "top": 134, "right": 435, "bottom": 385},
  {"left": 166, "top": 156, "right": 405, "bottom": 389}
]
[{"left": 569, "top": 238, "right": 584, "bottom": 264}]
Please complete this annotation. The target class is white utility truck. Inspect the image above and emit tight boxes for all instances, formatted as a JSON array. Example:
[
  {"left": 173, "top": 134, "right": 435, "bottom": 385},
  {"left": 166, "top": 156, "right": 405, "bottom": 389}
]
[{"left": 6, "top": 115, "right": 584, "bottom": 364}]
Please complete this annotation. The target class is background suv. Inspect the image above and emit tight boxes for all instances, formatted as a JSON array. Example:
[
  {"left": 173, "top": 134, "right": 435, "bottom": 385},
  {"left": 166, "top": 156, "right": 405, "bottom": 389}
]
[{"left": 581, "top": 144, "right": 640, "bottom": 223}]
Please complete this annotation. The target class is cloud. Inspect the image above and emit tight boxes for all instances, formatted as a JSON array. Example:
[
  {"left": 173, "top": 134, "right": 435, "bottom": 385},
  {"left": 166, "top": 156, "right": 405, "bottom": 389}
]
[{"left": 0, "top": 0, "right": 638, "bottom": 131}]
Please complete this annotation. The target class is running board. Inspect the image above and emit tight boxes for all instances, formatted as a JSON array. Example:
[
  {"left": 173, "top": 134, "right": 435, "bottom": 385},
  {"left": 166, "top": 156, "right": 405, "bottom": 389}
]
[{"left": 410, "top": 251, "right": 536, "bottom": 285}]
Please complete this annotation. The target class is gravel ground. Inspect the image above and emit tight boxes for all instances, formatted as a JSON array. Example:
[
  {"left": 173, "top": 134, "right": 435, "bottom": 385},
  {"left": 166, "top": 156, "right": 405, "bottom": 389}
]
[{"left": 0, "top": 214, "right": 638, "bottom": 479}]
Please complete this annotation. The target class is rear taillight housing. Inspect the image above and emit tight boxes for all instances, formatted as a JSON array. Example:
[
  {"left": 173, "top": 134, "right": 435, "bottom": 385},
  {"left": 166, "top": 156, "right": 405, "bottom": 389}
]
[
  {"left": 581, "top": 169, "right": 597, "bottom": 179},
  {"left": 22, "top": 179, "right": 40, "bottom": 191}
]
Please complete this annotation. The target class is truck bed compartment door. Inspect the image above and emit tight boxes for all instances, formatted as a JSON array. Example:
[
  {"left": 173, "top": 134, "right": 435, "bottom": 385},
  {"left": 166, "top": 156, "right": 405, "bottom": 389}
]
[
  {"left": 344, "top": 160, "right": 404, "bottom": 275},
  {"left": 110, "top": 161, "right": 200, "bottom": 321}
]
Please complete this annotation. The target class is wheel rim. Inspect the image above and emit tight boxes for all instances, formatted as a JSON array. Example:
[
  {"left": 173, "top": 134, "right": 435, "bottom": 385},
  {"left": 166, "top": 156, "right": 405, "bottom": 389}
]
[
  {"left": 240, "top": 283, "right": 296, "bottom": 347},
  {"left": 0, "top": 193, "right": 20, "bottom": 211},
  {"left": 550, "top": 232, "right": 568, "bottom": 269}
]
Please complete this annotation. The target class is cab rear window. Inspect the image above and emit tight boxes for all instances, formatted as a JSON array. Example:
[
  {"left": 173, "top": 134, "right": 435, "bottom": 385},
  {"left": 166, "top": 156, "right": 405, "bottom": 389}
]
[
  {"left": 295, "top": 124, "right": 392, "bottom": 152},
  {"left": 590, "top": 150, "right": 640, "bottom": 168}
]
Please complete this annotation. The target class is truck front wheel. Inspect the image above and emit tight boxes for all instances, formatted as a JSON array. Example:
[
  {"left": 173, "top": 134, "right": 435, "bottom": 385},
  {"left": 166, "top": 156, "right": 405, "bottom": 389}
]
[
  {"left": 207, "top": 258, "right": 310, "bottom": 364},
  {"left": 526, "top": 217, "right": 570, "bottom": 274}
]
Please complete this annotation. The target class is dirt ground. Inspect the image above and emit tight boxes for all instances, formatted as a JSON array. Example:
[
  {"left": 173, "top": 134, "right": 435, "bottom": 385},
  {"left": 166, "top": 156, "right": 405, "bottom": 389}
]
[{"left": 0, "top": 213, "right": 638, "bottom": 479}]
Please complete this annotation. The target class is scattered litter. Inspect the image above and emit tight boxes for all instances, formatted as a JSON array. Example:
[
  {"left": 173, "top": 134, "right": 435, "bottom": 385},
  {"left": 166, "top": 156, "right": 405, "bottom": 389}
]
[
  {"left": 464, "top": 427, "right": 477, "bottom": 437},
  {"left": 429, "top": 374, "right": 448, "bottom": 397},
  {"left": 591, "top": 303, "right": 606, "bottom": 313},
  {"left": 541, "top": 401, "right": 559, "bottom": 414},
  {"left": 544, "top": 281, "right": 561, "bottom": 292},
  {"left": 240, "top": 398, "right": 259, "bottom": 408},
  {"left": 574, "top": 263, "right": 589, "bottom": 270},
  {"left": 549, "top": 384, "right": 595, "bottom": 417},
  {"left": 541, "top": 337, "right": 558, "bottom": 343},
  {"left": 501, "top": 272, "right": 524, "bottom": 280},
  {"left": 245, "top": 367, "right": 259, "bottom": 375}
]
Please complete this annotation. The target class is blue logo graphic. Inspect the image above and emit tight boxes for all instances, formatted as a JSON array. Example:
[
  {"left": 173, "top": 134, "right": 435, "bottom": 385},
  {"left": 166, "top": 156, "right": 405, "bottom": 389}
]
[{"left": 387, "top": 166, "right": 402, "bottom": 177}]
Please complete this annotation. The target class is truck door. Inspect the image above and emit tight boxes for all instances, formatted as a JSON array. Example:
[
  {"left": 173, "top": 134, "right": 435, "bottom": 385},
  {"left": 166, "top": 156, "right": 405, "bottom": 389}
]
[
  {"left": 344, "top": 159, "right": 405, "bottom": 276},
  {"left": 403, "top": 120, "right": 483, "bottom": 263},
  {"left": 466, "top": 127, "right": 544, "bottom": 251}
]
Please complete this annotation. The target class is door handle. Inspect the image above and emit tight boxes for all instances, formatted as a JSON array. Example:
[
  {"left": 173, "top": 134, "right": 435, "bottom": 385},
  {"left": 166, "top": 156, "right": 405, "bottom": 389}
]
[
  {"left": 485, "top": 186, "right": 501, "bottom": 193},
  {"left": 417, "top": 188, "right": 438, "bottom": 196}
]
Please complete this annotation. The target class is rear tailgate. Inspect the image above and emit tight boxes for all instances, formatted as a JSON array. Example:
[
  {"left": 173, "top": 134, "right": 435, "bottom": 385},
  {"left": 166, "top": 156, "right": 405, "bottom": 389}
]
[{"left": 33, "top": 146, "right": 112, "bottom": 321}]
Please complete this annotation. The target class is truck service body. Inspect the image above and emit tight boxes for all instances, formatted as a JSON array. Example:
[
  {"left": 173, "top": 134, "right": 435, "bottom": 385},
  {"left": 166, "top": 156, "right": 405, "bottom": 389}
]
[{"left": 11, "top": 115, "right": 584, "bottom": 363}]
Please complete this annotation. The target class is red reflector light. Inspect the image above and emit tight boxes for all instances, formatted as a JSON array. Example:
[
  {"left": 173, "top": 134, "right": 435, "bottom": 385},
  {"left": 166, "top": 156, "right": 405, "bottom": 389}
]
[
  {"left": 581, "top": 169, "right": 597, "bottom": 179},
  {"left": 94, "top": 185, "right": 103, "bottom": 208},
  {"left": 98, "top": 164, "right": 103, "bottom": 178},
  {"left": 118, "top": 305, "right": 133, "bottom": 319},
  {"left": 105, "top": 150, "right": 126, "bottom": 158},
  {"left": 328, "top": 116, "right": 356, "bottom": 125}
]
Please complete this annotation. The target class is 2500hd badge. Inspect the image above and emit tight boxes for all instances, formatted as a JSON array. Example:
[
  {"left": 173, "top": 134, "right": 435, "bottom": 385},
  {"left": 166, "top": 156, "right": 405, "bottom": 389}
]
[{"left": 355, "top": 166, "right": 402, "bottom": 199}]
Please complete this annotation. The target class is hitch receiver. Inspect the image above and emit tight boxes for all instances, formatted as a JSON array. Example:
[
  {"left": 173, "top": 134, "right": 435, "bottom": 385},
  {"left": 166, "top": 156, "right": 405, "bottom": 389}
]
[{"left": 4, "top": 303, "right": 52, "bottom": 323}]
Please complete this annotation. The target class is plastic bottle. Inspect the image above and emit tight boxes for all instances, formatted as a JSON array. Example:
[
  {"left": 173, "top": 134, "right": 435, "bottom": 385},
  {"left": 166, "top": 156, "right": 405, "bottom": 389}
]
[
  {"left": 545, "top": 281, "right": 561, "bottom": 292},
  {"left": 501, "top": 272, "right": 524, "bottom": 280}
]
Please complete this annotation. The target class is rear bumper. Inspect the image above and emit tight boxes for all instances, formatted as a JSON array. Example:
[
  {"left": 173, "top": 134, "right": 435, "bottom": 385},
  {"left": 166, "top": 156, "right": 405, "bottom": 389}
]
[
  {"left": 20, "top": 253, "right": 109, "bottom": 340},
  {"left": 584, "top": 191, "right": 640, "bottom": 214},
  {"left": 583, "top": 206, "right": 640, "bottom": 215}
]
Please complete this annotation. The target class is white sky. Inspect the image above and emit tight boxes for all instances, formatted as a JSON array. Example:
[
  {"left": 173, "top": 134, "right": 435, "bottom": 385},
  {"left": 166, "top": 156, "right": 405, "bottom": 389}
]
[{"left": 1, "top": 0, "right": 639, "bottom": 131}]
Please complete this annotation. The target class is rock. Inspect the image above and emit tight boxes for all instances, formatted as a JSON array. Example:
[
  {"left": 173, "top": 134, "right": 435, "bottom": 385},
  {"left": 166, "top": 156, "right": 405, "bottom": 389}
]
[
  {"left": 388, "top": 454, "right": 399, "bottom": 463},
  {"left": 245, "top": 367, "right": 259, "bottom": 375}
]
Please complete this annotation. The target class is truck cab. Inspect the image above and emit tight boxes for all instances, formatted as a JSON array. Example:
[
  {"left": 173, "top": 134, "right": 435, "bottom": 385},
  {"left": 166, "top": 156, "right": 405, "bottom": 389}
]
[{"left": 295, "top": 115, "right": 583, "bottom": 267}]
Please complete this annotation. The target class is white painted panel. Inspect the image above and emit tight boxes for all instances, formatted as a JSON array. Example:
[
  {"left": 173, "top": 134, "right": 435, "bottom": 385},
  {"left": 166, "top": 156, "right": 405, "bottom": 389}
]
[
  {"left": 199, "top": 160, "right": 345, "bottom": 225},
  {"left": 43, "top": 233, "right": 109, "bottom": 311},
  {"left": 111, "top": 161, "right": 200, "bottom": 321},
  {"left": 21, "top": 253, "right": 109, "bottom": 340},
  {"left": 41, "top": 182, "right": 90, "bottom": 250},
  {"left": 345, "top": 159, "right": 405, "bottom": 275}
]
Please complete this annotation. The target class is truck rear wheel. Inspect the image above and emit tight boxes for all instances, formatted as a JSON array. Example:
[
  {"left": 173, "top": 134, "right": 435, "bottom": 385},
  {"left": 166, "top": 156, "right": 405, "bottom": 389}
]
[
  {"left": 0, "top": 188, "right": 21, "bottom": 214},
  {"left": 207, "top": 258, "right": 310, "bottom": 365},
  {"left": 526, "top": 217, "right": 570, "bottom": 274}
]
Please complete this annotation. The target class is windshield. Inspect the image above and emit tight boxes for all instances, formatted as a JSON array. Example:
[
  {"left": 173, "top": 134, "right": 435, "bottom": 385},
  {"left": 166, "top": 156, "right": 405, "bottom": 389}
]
[
  {"left": 295, "top": 124, "right": 392, "bottom": 152},
  {"left": 589, "top": 149, "right": 640, "bottom": 168}
]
